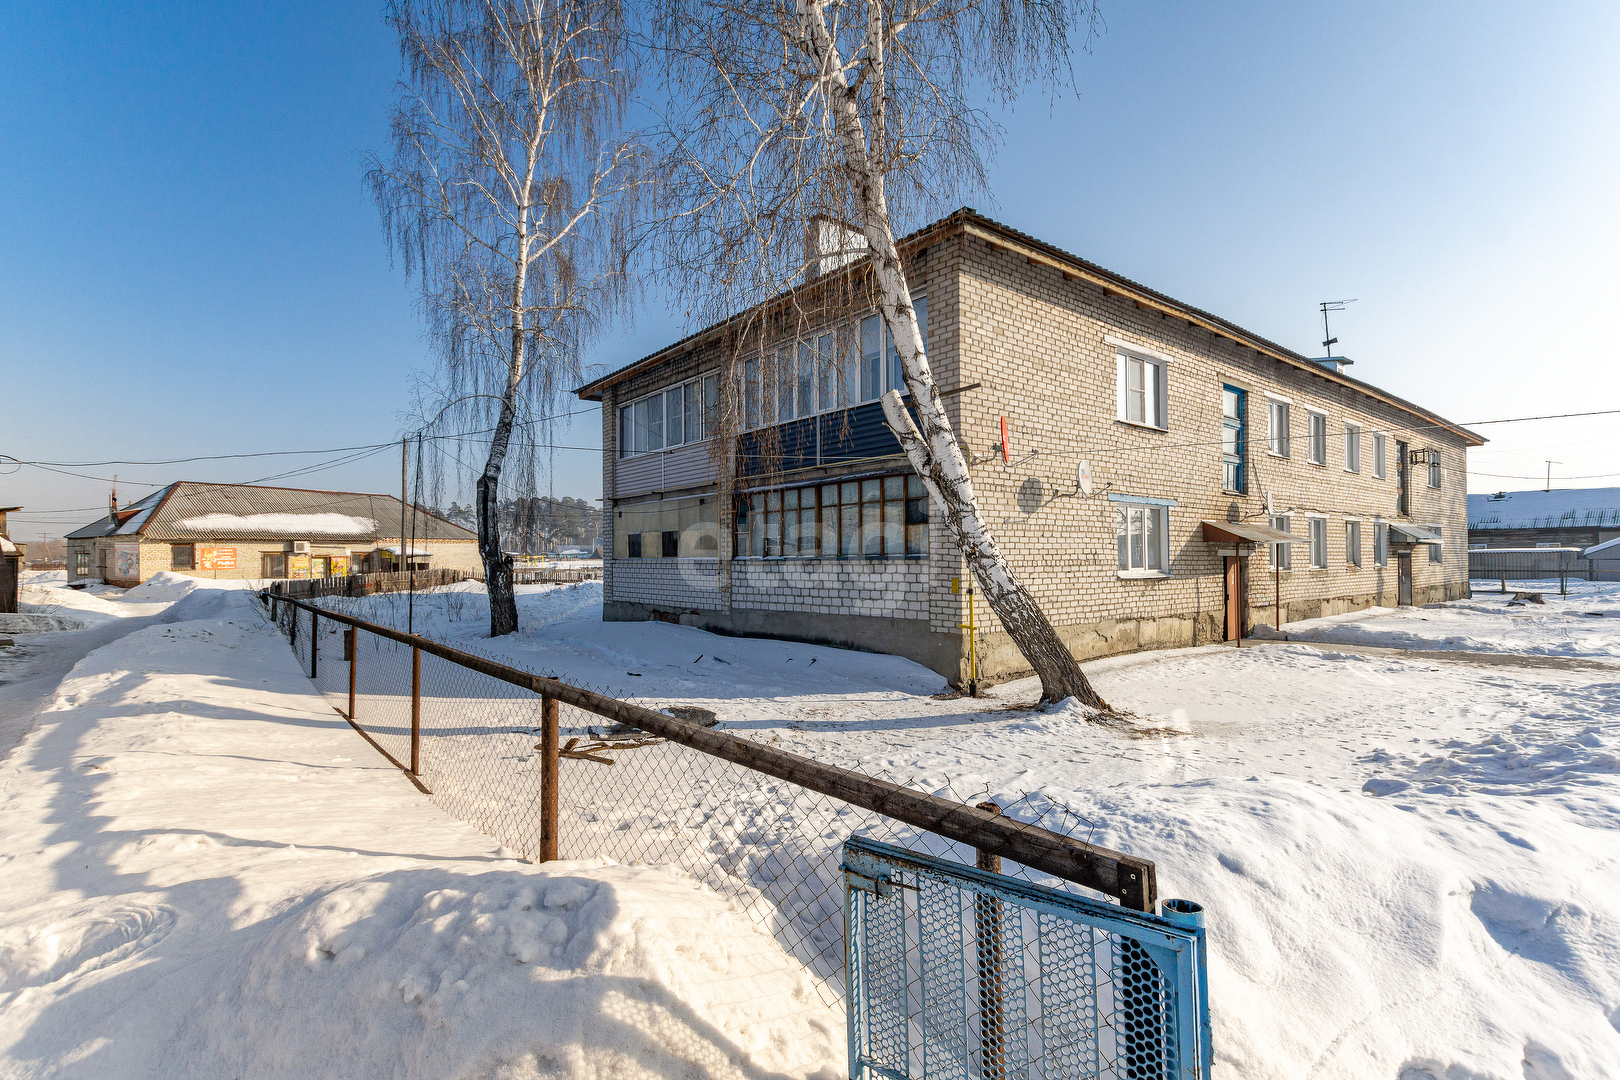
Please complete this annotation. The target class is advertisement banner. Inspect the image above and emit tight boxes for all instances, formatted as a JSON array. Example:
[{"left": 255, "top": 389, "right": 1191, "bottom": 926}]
[
  {"left": 289, "top": 553, "right": 311, "bottom": 579},
  {"left": 330, "top": 555, "right": 349, "bottom": 577},
  {"left": 198, "top": 546, "right": 237, "bottom": 572},
  {"left": 114, "top": 544, "right": 140, "bottom": 579}
]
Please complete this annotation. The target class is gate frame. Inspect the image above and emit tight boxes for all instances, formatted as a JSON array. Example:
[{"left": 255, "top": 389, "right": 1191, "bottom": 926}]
[{"left": 845, "top": 836, "right": 1212, "bottom": 1080}]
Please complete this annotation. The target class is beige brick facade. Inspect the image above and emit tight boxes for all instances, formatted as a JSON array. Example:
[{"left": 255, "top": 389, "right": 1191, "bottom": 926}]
[{"left": 581, "top": 212, "right": 1479, "bottom": 685}]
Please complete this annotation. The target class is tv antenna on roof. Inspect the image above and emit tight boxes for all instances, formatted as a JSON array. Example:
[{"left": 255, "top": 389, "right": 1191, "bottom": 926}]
[{"left": 1319, "top": 298, "right": 1357, "bottom": 353}]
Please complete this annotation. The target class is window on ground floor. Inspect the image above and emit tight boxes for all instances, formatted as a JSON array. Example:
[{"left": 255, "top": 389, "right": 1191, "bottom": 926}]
[
  {"left": 614, "top": 495, "right": 721, "bottom": 559},
  {"left": 1308, "top": 517, "right": 1327, "bottom": 568},
  {"left": 1374, "top": 519, "right": 1388, "bottom": 566},
  {"left": 261, "top": 552, "right": 287, "bottom": 578},
  {"left": 171, "top": 544, "right": 194, "bottom": 570},
  {"left": 1116, "top": 503, "right": 1169, "bottom": 574},
  {"left": 1270, "top": 514, "right": 1292, "bottom": 569},
  {"left": 1346, "top": 520, "right": 1362, "bottom": 566},
  {"left": 1430, "top": 525, "right": 1443, "bottom": 563},
  {"left": 734, "top": 472, "right": 928, "bottom": 558},
  {"left": 74, "top": 549, "right": 90, "bottom": 576}
]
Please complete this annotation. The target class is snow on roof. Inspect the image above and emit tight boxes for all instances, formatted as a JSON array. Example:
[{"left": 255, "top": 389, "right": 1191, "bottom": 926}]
[
  {"left": 1585, "top": 536, "right": 1620, "bottom": 558},
  {"left": 1467, "top": 487, "right": 1620, "bottom": 529},
  {"left": 175, "top": 513, "right": 379, "bottom": 537}
]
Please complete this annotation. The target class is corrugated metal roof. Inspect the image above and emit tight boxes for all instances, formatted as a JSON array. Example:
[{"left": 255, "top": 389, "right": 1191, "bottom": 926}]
[{"left": 70, "top": 482, "right": 476, "bottom": 542}]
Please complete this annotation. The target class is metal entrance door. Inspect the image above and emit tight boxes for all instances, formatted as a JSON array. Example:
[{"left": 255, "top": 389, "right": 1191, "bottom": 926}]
[
  {"left": 1397, "top": 552, "right": 1413, "bottom": 606},
  {"left": 845, "top": 837, "right": 1211, "bottom": 1080},
  {"left": 1223, "top": 557, "right": 1243, "bottom": 642}
]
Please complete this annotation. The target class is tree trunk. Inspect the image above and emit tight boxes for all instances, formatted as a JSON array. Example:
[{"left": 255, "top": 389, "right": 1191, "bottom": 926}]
[{"left": 801, "top": 1, "right": 1109, "bottom": 709}]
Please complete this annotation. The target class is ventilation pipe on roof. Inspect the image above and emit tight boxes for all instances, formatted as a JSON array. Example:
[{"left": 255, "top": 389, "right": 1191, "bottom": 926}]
[{"left": 1309, "top": 356, "right": 1354, "bottom": 374}]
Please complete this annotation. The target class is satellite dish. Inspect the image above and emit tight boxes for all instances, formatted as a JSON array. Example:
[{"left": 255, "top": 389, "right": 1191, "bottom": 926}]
[{"left": 1076, "top": 461, "right": 1094, "bottom": 496}]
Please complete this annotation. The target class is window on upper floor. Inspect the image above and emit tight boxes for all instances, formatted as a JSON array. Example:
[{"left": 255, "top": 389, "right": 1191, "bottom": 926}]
[
  {"left": 1344, "top": 423, "right": 1361, "bottom": 473},
  {"left": 1221, "top": 385, "right": 1246, "bottom": 492},
  {"left": 1427, "top": 449, "right": 1442, "bottom": 488},
  {"left": 618, "top": 374, "right": 720, "bottom": 457},
  {"left": 735, "top": 299, "right": 928, "bottom": 434},
  {"left": 1267, "top": 398, "right": 1290, "bottom": 457},
  {"left": 1116, "top": 351, "right": 1168, "bottom": 429},
  {"left": 1373, "top": 433, "right": 1386, "bottom": 479},
  {"left": 1307, "top": 412, "right": 1327, "bottom": 465}
]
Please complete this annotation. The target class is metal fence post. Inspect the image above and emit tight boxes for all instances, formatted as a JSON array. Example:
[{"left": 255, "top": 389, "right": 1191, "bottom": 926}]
[
  {"left": 540, "top": 696, "right": 559, "bottom": 862},
  {"left": 410, "top": 646, "right": 422, "bottom": 777},
  {"left": 347, "top": 627, "right": 357, "bottom": 720},
  {"left": 974, "top": 801, "right": 1006, "bottom": 1080},
  {"left": 310, "top": 609, "right": 318, "bottom": 680}
]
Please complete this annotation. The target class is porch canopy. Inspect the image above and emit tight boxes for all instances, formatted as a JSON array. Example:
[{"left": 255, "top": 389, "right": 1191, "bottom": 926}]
[
  {"left": 1387, "top": 523, "right": 1443, "bottom": 546},
  {"left": 1199, "top": 520, "right": 1296, "bottom": 545}
]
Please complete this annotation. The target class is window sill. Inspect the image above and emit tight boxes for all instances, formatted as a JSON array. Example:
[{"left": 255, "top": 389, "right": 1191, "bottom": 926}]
[
  {"left": 1307, "top": 459, "right": 1327, "bottom": 467},
  {"left": 1116, "top": 570, "right": 1170, "bottom": 580},
  {"left": 1266, "top": 451, "right": 1290, "bottom": 459},
  {"left": 1221, "top": 489, "right": 1246, "bottom": 497},
  {"left": 1114, "top": 419, "right": 1168, "bottom": 434}
]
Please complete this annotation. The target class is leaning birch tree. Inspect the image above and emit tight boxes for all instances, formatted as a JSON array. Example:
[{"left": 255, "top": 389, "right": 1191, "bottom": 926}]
[
  {"left": 368, "top": 0, "right": 642, "bottom": 636},
  {"left": 652, "top": 0, "right": 1110, "bottom": 707}
]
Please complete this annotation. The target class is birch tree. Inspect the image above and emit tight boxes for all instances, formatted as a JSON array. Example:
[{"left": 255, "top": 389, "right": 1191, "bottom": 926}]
[
  {"left": 368, "top": 0, "right": 642, "bottom": 636},
  {"left": 652, "top": 0, "right": 1110, "bottom": 708}
]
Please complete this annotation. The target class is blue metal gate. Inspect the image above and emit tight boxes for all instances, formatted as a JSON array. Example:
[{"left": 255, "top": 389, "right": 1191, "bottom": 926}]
[{"left": 844, "top": 837, "right": 1211, "bottom": 1080}]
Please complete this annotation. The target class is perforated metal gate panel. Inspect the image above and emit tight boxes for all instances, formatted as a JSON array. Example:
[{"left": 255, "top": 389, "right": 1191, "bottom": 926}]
[{"left": 845, "top": 838, "right": 1211, "bottom": 1080}]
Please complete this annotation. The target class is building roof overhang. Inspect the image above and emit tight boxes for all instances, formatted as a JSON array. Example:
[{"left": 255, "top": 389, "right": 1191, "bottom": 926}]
[
  {"left": 1388, "top": 523, "right": 1443, "bottom": 545},
  {"left": 1200, "top": 520, "right": 1296, "bottom": 545},
  {"left": 575, "top": 209, "right": 1485, "bottom": 448}
]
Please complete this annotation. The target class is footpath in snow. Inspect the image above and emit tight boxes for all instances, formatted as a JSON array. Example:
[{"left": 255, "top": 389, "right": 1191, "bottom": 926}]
[{"left": 0, "top": 579, "right": 839, "bottom": 1080}]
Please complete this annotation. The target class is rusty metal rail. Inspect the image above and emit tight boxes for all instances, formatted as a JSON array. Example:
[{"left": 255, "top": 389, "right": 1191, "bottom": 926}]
[{"left": 262, "top": 591, "right": 1157, "bottom": 911}]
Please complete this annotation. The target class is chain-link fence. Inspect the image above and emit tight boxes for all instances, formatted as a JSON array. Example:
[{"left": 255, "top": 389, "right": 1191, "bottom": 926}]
[{"left": 264, "top": 592, "right": 1157, "bottom": 1005}]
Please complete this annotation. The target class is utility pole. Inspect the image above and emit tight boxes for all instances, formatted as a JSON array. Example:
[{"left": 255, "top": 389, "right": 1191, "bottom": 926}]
[{"left": 1545, "top": 461, "right": 1560, "bottom": 493}]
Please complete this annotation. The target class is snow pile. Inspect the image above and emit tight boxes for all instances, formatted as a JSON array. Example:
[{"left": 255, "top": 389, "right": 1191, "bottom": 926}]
[
  {"left": 119, "top": 570, "right": 252, "bottom": 604},
  {"left": 174, "top": 513, "right": 378, "bottom": 536},
  {"left": 20, "top": 571, "right": 67, "bottom": 587},
  {"left": 1276, "top": 583, "right": 1620, "bottom": 660},
  {"left": 0, "top": 590, "right": 840, "bottom": 1079}
]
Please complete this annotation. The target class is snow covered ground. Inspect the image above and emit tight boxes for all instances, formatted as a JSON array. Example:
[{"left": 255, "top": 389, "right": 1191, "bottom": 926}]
[
  {"left": 314, "top": 582, "right": 1620, "bottom": 1080},
  {"left": 0, "top": 583, "right": 840, "bottom": 1079},
  {"left": 4, "top": 575, "right": 1619, "bottom": 1078}
]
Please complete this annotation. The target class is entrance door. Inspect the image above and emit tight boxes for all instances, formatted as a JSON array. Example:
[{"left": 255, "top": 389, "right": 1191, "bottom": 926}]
[
  {"left": 1224, "top": 555, "right": 1244, "bottom": 641},
  {"left": 1397, "top": 552, "right": 1413, "bottom": 606}
]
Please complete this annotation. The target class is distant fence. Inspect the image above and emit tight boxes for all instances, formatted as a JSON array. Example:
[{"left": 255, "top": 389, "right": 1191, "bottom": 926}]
[
  {"left": 258, "top": 594, "right": 1172, "bottom": 995},
  {"left": 267, "top": 568, "right": 478, "bottom": 601},
  {"left": 513, "top": 566, "right": 601, "bottom": 585},
  {"left": 1465, "top": 547, "right": 1620, "bottom": 590}
]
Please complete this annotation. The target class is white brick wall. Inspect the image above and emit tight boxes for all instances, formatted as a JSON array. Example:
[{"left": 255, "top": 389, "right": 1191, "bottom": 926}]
[
  {"left": 733, "top": 558, "right": 930, "bottom": 620},
  {"left": 611, "top": 558, "right": 722, "bottom": 610}
]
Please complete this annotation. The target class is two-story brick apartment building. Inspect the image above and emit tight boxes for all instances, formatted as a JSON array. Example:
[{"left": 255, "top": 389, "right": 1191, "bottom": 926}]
[{"left": 577, "top": 209, "right": 1481, "bottom": 685}]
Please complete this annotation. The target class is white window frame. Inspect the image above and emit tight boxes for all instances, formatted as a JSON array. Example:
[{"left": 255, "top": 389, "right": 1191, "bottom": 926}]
[
  {"left": 1113, "top": 499, "right": 1172, "bottom": 577},
  {"left": 1373, "top": 433, "right": 1386, "bottom": 479},
  {"left": 1270, "top": 514, "right": 1292, "bottom": 570},
  {"left": 1267, "top": 397, "right": 1291, "bottom": 457},
  {"left": 1344, "top": 423, "right": 1361, "bottom": 473},
  {"left": 619, "top": 373, "right": 719, "bottom": 457},
  {"left": 1345, "top": 518, "right": 1362, "bottom": 567},
  {"left": 1306, "top": 411, "right": 1327, "bottom": 465},
  {"left": 1115, "top": 350, "right": 1169, "bottom": 431},
  {"left": 1429, "top": 524, "right": 1443, "bottom": 563},
  {"left": 1307, "top": 515, "right": 1328, "bottom": 568},
  {"left": 1427, "top": 449, "right": 1442, "bottom": 489}
]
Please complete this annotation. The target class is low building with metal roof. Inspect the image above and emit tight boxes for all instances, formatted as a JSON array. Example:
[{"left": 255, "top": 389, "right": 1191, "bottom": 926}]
[{"left": 65, "top": 482, "right": 479, "bottom": 587}]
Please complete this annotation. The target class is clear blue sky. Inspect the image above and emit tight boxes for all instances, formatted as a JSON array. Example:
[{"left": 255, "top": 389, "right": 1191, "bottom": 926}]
[{"left": 3, "top": 2, "right": 1617, "bottom": 543}]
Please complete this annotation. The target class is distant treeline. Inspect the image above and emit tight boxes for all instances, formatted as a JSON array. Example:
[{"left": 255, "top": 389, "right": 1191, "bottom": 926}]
[{"left": 437, "top": 496, "right": 601, "bottom": 554}]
